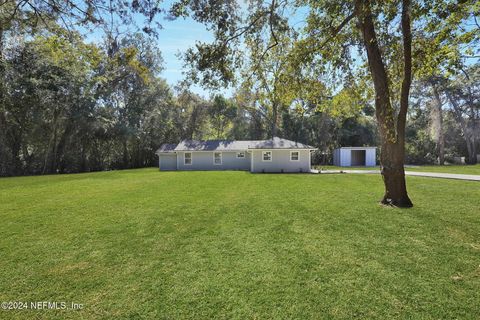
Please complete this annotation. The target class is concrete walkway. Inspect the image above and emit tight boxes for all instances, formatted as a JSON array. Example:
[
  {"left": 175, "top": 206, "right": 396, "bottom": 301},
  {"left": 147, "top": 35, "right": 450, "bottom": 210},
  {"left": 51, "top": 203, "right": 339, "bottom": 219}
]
[
  {"left": 405, "top": 171, "right": 480, "bottom": 181},
  {"left": 328, "top": 169, "right": 480, "bottom": 181}
]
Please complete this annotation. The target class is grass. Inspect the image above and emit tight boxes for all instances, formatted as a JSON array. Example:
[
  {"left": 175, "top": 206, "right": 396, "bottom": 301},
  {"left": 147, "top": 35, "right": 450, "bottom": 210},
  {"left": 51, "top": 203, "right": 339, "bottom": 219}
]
[
  {"left": 315, "top": 164, "right": 480, "bottom": 175},
  {"left": 0, "top": 169, "right": 479, "bottom": 319}
]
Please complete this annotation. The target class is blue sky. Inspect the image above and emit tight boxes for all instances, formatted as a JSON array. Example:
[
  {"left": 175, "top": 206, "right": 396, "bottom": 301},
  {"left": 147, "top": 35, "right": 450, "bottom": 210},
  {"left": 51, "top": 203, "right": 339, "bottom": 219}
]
[
  {"left": 153, "top": 4, "right": 308, "bottom": 98},
  {"left": 82, "top": 1, "right": 307, "bottom": 99},
  {"left": 156, "top": 17, "right": 229, "bottom": 98},
  {"left": 84, "top": 10, "right": 232, "bottom": 98}
]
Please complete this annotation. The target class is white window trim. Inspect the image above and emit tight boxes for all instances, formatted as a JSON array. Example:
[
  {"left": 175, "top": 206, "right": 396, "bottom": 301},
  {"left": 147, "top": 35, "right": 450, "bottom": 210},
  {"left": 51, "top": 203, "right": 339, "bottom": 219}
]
[
  {"left": 213, "top": 152, "right": 222, "bottom": 165},
  {"left": 262, "top": 151, "right": 272, "bottom": 162},
  {"left": 290, "top": 151, "right": 300, "bottom": 161},
  {"left": 184, "top": 152, "right": 192, "bottom": 165},
  {"left": 236, "top": 152, "right": 246, "bottom": 158}
]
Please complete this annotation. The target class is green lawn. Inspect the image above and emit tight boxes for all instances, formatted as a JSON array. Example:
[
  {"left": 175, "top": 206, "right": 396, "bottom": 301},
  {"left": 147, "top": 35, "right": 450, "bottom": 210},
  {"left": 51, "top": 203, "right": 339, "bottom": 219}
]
[
  {"left": 1, "top": 169, "right": 479, "bottom": 319},
  {"left": 316, "top": 164, "right": 480, "bottom": 175}
]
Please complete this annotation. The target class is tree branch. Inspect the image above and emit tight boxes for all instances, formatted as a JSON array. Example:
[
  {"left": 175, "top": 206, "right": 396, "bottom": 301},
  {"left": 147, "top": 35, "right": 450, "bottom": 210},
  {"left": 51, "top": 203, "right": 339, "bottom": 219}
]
[
  {"left": 224, "top": 12, "right": 267, "bottom": 45},
  {"left": 266, "top": 0, "right": 279, "bottom": 53},
  {"left": 291, "top": 9, "right": 356, "bottom": 69},
  {"left": 245, "top": 0, "right": 282, "bottom": 83}
]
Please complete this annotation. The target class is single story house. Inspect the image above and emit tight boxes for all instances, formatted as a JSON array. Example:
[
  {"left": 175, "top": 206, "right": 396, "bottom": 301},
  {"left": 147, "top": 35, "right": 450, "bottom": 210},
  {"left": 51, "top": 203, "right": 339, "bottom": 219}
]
[
  {"left": 333, "top": 147, "right": 376, "bottom": 167},
  {"left": 156, "top": 137, "right": 316, "bottom": 173}
]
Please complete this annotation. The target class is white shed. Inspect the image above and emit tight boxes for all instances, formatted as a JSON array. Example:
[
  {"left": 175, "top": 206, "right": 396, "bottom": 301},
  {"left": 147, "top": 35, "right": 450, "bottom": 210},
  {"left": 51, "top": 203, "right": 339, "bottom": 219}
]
[{"left": 333, "top": 147, "right": 376, "bottom": 167}]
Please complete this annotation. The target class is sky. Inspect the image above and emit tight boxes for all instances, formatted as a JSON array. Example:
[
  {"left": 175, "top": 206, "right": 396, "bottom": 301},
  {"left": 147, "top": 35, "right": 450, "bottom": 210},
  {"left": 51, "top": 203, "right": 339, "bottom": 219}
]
[
  {"left": 81, "top": 1, "right": 308, "bottom": 99},
  {"left": 153, "top": 3, "right": 308, "bottom": 98},
  {"left": 84, "top": 9, "right": 233, "bottom": 98},
  {"left": 155, "top": 16, "right": 229, "bottom": 98}
]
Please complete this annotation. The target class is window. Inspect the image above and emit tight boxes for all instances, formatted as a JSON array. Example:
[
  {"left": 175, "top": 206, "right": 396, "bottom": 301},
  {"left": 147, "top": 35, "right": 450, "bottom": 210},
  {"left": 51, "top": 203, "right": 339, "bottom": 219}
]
[
  {"left": 184, "top": 152, "right": 192, "bottom": 165},
  {"left": 290, "top": 151, "right": 300, "bottom": 161},
  {"left": 236, "top": 152, "right": 245, "bottom": 158},
  {"left": 213, "top": 152, "right": 222, "bottom": 165},
  {"left": 262, "top": 151, "right": 272, "bottom": 162}
]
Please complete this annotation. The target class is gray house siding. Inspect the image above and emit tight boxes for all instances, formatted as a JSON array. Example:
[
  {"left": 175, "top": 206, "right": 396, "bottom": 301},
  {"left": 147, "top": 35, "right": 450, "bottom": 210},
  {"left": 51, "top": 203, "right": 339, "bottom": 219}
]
[
  {"left": 251, "top": 150, "right": 311, "bottom": 173},
  {"left": 177, "top": 151, "right": 251, "bottom": 171},
  {"left": 159, "top": 154, "right": 177, "bottom": 171},
  {"left": 157, "top": 138, "right": 315, "bottom": 173}
]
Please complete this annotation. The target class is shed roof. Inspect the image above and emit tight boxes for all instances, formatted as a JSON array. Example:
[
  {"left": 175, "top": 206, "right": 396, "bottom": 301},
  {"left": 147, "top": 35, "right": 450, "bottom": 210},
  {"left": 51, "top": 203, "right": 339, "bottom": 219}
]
[{"left": 336, "top": 146, "right": 377, "bottom": 150}]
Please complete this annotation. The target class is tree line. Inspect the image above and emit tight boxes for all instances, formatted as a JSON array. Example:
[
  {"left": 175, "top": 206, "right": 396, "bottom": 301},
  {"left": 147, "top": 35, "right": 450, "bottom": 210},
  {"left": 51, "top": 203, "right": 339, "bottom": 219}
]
[
  {"left": 0, "top": 18, "right": 478, "bottom": 176},
  {"left": 0, "top": 22, "right": 377, "bottom": 176},
  {"left": 1, "top": 21, "right": 477, "bottom": 178}
]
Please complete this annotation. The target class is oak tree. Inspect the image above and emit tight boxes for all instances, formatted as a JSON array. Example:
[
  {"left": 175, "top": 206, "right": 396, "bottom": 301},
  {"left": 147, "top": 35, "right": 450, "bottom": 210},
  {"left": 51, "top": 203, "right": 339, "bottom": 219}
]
[{"left": 173, "top": 0, "right": 478, "bottom": 207}]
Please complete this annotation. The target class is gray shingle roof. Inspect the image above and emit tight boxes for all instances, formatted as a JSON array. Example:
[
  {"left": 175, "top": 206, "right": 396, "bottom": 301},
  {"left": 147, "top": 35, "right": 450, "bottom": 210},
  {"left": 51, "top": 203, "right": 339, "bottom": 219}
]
[
  {"left": 157, "top": 137, "right": 315, "bottom": 153},
  {"left": 247, "top": 137, "right": 315, "bottom": 149},
  {"left": 156, "top": 143, "right": 177, "bottom": 153},
  {"left": 174, "top": 140, "right": 251, "bottom": 151}
]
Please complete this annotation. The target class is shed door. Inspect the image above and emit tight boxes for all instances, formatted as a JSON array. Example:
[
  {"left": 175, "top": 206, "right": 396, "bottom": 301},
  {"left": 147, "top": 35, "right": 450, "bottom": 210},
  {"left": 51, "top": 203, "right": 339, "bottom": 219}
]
[
  {"left": 160, "top": 154, "right": 177, "bottom": 171},
  {"left": 351, "top": 150, "right": 366, "bottom": 166}
]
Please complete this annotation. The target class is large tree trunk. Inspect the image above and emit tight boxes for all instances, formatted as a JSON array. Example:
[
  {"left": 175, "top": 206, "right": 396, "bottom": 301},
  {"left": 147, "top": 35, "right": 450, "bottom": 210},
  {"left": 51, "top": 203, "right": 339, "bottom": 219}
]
[
  {"left": 380, "top": 140, "right": 412, "bottom": 207},
  {"left": 356, "top": 0, "right": 413, "bottom": 207}
]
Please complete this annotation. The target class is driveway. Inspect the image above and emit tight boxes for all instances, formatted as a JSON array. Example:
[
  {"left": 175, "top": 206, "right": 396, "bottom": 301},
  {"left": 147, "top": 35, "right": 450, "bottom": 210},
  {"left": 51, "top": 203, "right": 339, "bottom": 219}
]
[{"left": 320, "top": 169, "right": 480, "bottom": 182}]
